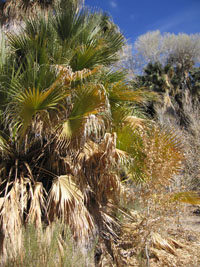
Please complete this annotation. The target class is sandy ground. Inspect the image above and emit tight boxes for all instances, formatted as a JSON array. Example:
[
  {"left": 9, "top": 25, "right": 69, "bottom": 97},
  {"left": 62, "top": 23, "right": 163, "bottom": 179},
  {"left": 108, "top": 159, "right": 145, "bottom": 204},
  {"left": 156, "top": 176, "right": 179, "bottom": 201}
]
[{"left": 150, "top": 206, "right": 200, "bottom": 267}]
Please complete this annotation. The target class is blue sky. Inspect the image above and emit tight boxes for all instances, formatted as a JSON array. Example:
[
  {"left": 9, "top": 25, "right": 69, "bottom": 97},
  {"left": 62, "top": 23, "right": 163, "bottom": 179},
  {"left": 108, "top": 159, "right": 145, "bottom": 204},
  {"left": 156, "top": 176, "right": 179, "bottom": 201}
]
[{"left": 85, "top": 0, "right": 200, "bottom": 43}]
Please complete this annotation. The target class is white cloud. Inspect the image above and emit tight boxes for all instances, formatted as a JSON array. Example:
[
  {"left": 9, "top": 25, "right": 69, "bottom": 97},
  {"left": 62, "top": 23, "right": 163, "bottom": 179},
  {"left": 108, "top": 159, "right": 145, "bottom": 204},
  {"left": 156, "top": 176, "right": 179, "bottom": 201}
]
[{"left": 110, "top": 1, "right": 117, "bottom": 8}]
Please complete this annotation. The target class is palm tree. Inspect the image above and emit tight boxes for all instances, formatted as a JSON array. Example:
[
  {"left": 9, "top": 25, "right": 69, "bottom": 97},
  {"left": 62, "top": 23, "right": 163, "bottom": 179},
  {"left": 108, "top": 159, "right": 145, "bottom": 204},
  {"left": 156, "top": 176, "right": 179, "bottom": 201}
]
[
  {"left": 0, "top": 2, "right": 138, "bottom": 256},
  {"left": 0, "top": 0, "right": 84, "bottom": 25},
  {"left": 0, "top": 1, "right": 183, "bottom": 263}
]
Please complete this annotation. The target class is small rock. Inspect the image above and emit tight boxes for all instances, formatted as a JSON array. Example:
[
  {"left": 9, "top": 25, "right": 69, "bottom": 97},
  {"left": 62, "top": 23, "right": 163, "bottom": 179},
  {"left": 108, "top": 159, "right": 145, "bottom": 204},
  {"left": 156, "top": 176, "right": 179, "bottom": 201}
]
[
  {"left": 187, "top": 235, "right": 197, "bottom": 242},
  {"left": 193, "top": 208, "right": 200, "bottom": 216}
]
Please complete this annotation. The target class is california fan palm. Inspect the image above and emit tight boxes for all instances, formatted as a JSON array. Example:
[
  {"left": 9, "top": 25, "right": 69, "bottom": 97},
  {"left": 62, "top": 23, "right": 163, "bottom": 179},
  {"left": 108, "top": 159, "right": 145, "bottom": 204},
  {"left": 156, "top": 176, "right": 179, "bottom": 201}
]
[{"left": 0, "top": 0, "right": 183, "bottom": 264}]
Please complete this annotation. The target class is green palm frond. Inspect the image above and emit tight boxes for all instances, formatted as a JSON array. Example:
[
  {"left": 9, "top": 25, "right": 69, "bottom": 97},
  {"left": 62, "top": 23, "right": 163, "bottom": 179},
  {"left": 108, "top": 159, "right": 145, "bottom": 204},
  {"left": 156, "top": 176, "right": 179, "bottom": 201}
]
[
  {"left": 8, "top": 24, "right": 50, "bottom": 67},
  {"left": 70, "top": 42, "right": 104, "bottom": 71},
  {"left": 108, "top": 83, "right": 149, "bottom": 130},
  {"left": 53, "top": 8, "right": 124, "bottom": 70},
  {"left": 101, "top": 69, "right": 127, "bottom": 85},
  {"left": 8, "top": 32, "right": 29, "bottom": 62},
  {"left": 70, "top": 35, "right": 124, "bottom": 71},
  {"left": 71, "top": 85, "right": 104, "bottom": 118},
  {"left": 110, "top": 103, "right": 134, "bottom": 130},
  {"left": 109, "top": 82, "right": 156, "bottom": 103},
  {"left": 116, "top": 126, "right": 143, "bottom": 156},
  {"left": 8, "top": 14, "right": 67, "bottom": 67},
  {"left": 6, "top": 3, "right": 124, "bottom": 73},
  {"left": 5, "top": 65, "right": 98, "bottom": 137},
  {"left": 53, "top": 6, "right": 87, "bottom": 43},
  {"left": 116, "top": 124, "right": 147, "bottom": 183},
  {"left": 7, "top": 77, "right": 68, "bottom": 136},
  {"left": 60, "top": 84, "right": 105, "bottom": 139}
]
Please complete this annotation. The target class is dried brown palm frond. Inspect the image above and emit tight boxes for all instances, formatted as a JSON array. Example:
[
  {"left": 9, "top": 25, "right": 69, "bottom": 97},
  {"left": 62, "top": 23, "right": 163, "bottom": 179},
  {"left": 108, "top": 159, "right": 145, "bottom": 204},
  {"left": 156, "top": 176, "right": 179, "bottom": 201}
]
[
  {"left": 124, "top": 115, "right": 146, "bottom": 129},
  {"left": 0, "top": 179, "right": 48, "bottom": 262},
  {"left": 0, "top": 180, "right": 25, "bottom": 260},
  {"left": 1, "top": 0, "right": 51, "bottom": 25},
  {"left": 151, "top": 232, "right": 183, "bottom": 256},
  {"left": 54, "top": 64, "right": 99, "bottom": 85},
  {"left": 77, "top": 139, "right": 99, "bottom": 162},
  {"left": 77, "top": 133, "right": 123, "bottom": 203},
  {"left": 61, "top": 134, "right": 125, "bottom": 244},
  {"left": 107, "top": 204, "right": 188, "bottom": 267},
  {"left": 1, "top": 0, "right": 84, "bottom": 25},
  {"left": 48, "top": 175, "right": 95, "bottom": 244},
  {"left": 67, "top": 133, "right": 126, "bottom": 251},
  {"left": 26, "top": 182, "right": 47, "bottom": 227},
  {"left": 83, "top": 114, "right": 106, "bottom": 143}
]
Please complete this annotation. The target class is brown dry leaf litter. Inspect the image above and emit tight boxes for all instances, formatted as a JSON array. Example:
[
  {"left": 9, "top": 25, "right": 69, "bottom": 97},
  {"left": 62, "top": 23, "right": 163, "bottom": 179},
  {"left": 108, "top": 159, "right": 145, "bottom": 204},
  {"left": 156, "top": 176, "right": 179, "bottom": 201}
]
[{"left": 96, "top": 204, "right": 200, "bottom": 267}]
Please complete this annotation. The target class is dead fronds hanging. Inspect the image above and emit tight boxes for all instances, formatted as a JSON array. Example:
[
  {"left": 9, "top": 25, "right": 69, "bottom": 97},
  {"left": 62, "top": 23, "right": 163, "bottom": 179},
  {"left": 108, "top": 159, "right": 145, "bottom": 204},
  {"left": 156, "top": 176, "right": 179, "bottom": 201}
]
[
  {"left": 48, "top": 175, "right": 95, "bottom": 244},
  {"left": 26, "top": 182, "right": 47, "bottom": 228},
  {"left": 0, "top": 181, "right": 24, "bottom": 261}
]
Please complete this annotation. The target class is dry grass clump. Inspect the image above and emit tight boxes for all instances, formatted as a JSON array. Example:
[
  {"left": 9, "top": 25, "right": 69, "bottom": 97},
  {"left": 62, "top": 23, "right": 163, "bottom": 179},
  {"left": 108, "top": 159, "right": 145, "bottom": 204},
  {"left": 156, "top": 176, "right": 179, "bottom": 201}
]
[
  {"left": 4, "top": 223, "right": 95, "bottom": 267},
  {"left": 142, "top": 125, "right": 183, "bottom": 191}
]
